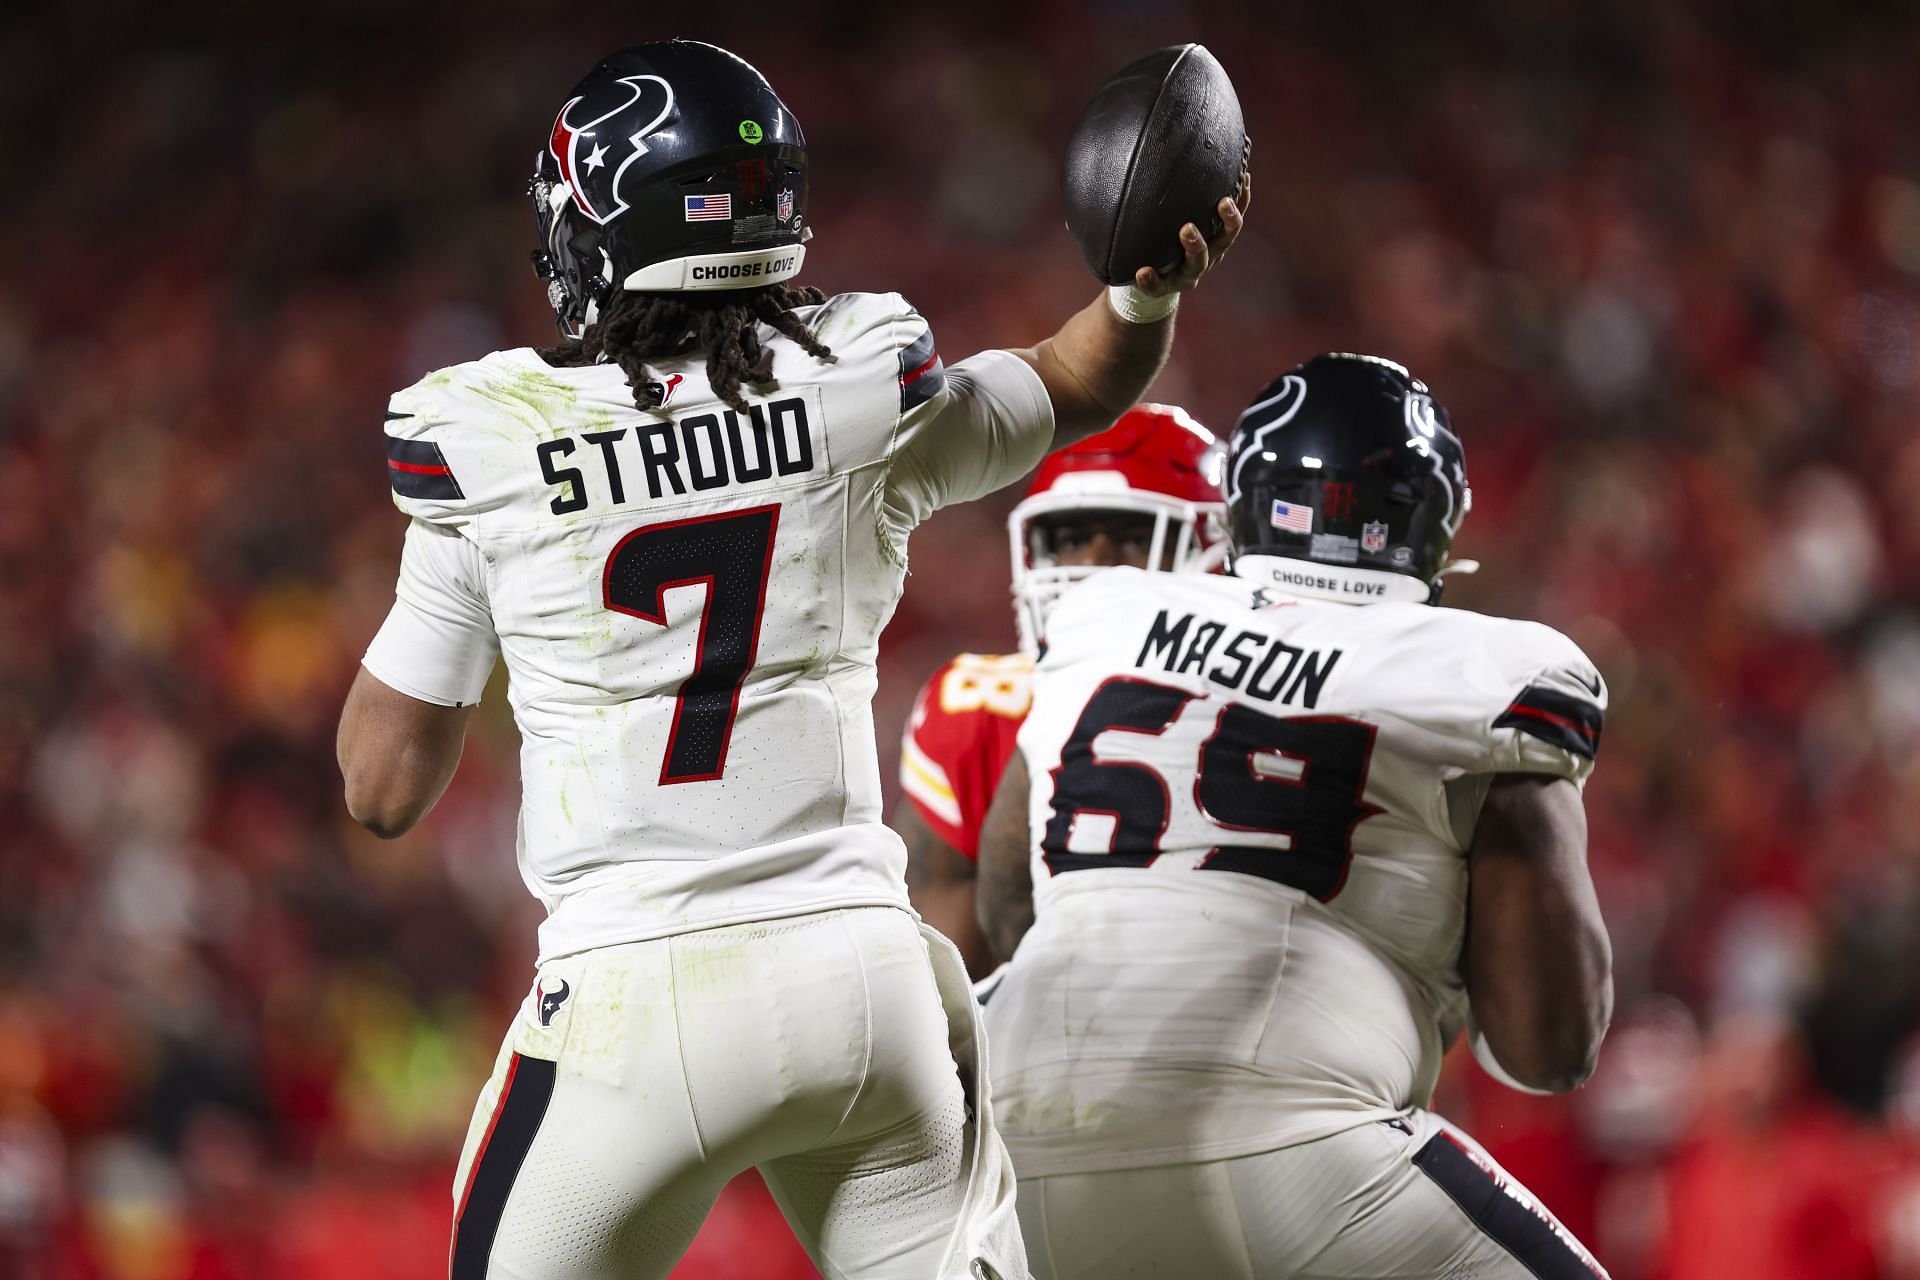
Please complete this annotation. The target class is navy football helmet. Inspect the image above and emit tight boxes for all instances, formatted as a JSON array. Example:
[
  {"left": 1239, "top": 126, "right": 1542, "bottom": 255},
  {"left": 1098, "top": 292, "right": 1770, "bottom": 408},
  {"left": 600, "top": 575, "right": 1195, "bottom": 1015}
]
[
  {"left": 530, "top": 41, "right": 810, "bottom": 336},
  {"left": 1225, "top": 354, "right": 1470, "bottom": 603}
]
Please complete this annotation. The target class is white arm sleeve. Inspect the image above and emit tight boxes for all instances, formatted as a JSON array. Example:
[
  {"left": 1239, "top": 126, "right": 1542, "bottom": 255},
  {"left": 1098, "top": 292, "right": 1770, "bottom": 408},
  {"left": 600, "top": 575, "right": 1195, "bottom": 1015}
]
[
  {"left": 887, "top": 349, "right": 1055, "bottom": 523},
  {"left": 362, "top": 519, "right": 498, "bottom": 707}
]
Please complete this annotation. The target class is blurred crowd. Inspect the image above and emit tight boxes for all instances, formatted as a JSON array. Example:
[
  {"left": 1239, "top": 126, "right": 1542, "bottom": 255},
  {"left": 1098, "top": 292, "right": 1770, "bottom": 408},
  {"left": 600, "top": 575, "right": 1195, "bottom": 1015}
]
[{"left": 4, "top": 0, "right": 1919, "bottom": 1275}]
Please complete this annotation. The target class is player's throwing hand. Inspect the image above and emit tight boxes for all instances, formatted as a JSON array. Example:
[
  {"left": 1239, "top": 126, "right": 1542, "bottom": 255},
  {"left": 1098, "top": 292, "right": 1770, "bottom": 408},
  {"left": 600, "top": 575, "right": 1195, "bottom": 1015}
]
[{"left": 1136, "top": 167, "right": 1252, "bottom": 296}]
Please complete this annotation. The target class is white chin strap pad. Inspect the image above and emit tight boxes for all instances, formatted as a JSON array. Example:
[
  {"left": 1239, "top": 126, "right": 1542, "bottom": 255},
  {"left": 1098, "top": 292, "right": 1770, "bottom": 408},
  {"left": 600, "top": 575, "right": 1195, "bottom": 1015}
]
[{"left": 622, "top": 245, "right": 807, "bottom": 293}]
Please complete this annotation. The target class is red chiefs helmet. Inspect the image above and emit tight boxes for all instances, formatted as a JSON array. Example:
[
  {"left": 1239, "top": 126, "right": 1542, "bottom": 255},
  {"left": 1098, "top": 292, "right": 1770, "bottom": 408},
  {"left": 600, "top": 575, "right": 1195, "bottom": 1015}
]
[{"left": 1009, "top": 404, "right": 1225, "bottom": 651}]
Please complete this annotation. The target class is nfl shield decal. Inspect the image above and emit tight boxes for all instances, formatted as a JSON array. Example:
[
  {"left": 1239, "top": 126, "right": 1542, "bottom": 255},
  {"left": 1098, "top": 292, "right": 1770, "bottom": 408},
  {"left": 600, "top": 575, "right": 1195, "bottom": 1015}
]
[{"left": 1362, "top": 521, "right": 1389, "bottom": 553}]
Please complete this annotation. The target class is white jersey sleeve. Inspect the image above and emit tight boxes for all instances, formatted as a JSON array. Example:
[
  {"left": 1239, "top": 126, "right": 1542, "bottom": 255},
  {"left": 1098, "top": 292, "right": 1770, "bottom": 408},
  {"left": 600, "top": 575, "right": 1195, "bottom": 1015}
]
[
  {"left": 1469, "top": 620, "right": 1606, "bottom": 783},
  {"left": 361, "top": 518, "right": 498, "bottom": 707},
  {"left": 885, "top": 349, "right": 1054, "bottom": 523},
  {"left": 789, "top": 291, "right": 1053, "bottom": 528}
]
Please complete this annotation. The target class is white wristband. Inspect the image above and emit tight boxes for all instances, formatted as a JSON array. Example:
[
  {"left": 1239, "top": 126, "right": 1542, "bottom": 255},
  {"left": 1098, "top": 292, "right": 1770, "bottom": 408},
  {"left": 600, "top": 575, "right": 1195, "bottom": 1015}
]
[{"left": 1106, "top": 284, "right": 1179, "bottom": 325}]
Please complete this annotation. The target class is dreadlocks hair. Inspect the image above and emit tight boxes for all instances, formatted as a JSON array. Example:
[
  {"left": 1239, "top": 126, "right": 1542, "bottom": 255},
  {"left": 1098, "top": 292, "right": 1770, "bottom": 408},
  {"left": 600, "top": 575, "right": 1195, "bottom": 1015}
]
[{"left": 539, "top": 283, "right": 834, "bottom": 412}]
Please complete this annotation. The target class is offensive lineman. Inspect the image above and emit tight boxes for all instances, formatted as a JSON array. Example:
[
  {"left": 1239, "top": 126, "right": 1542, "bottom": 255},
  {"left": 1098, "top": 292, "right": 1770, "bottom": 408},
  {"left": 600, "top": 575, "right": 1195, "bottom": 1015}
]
[
  {"left": 332, "top": 40, "right": 1248, "bottom": 1280},
  {"left": 977, "top": 354, "right": 1613, "bottom": 1278},
  {"left": 897, "top": 406, "right": 1225, "bottom": 976}
]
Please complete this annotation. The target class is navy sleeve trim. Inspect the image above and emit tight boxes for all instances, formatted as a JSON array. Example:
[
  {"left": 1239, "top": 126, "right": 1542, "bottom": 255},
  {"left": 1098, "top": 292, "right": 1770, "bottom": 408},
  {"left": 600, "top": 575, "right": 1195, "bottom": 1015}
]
[
  {"left": 386, "top": 436, "right": 465, "bottom": 501},
  {"left": 898, "top": 326, "right": 946, "bottom": 412},
  {"left": 1493, "top": 684, "right": 1602, "bottom": 761}
]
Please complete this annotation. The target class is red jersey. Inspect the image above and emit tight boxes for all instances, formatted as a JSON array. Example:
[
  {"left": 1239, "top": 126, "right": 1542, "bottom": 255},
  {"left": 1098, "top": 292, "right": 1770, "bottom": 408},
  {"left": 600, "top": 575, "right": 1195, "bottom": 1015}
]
[{"left": 899, "top": 653, "right": 1035, "bottom": 859}]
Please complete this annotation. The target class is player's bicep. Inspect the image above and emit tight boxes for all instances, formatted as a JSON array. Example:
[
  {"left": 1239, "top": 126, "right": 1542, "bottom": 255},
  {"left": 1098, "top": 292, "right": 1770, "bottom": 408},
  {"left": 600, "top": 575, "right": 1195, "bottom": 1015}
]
[
  {"left": 977, "top": 749, "right": 1036, "bottom": 961},
  {"left": 1465, "top": 773, "right": 1612, "bottom": 1092}
]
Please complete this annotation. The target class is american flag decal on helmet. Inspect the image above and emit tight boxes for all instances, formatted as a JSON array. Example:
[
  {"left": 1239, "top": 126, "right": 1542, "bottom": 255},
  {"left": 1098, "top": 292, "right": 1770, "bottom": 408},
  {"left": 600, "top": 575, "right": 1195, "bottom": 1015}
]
[
  {"left": 386, "top": 434, "right": 465, "bottom": 501},
  {"left": 899, "top": 327, "right": 945, "bottom": 413}
]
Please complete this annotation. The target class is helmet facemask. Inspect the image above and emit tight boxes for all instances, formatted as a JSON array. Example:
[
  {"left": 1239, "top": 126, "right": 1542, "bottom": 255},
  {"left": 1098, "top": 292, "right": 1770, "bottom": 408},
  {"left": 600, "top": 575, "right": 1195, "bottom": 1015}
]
[
  {"left": 1008, "top": 487, "right": 1223, "bottom": 653},
  {"left": 529, "top": 153, "right": 613, "bottom": 338}
]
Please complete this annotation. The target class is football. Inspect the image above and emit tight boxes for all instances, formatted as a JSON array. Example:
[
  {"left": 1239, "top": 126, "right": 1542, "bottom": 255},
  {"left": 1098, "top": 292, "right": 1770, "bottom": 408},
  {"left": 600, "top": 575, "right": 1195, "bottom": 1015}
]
[{"left": 1062, "top": 44, "right": 1249, "bottom": 286}]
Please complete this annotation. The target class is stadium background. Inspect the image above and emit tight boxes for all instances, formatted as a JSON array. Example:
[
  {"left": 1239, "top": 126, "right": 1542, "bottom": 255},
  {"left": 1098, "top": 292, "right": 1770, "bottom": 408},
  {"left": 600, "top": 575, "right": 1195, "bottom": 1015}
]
[{"left": 5, "top": 0, "right": 1920, "bottom": 1275}]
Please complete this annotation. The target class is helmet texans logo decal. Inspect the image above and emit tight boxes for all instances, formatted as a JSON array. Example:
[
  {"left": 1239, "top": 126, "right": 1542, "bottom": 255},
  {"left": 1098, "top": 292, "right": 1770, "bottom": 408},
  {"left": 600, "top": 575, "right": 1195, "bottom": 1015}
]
[
  {"left": 1227, "top": 374, "right": 1307, "bottom": 505},
  {"left": 548, "top": 75, "right": 676, "bottom": 225},
  {"left": 1402, "top": 389, "right": 1469, "bottom": 535}
]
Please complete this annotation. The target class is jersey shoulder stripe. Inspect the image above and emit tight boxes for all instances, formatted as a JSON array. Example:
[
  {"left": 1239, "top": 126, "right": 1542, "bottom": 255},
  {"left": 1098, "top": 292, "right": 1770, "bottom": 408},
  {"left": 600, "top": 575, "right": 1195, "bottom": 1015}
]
[
  {"left": 386, "top": 435, "right": 465, "bottom": 501},
  {"left": 1494, "top": 684, "right": 1602, "bottom": 760},
  {"left": 898, "top": 326, "right": 945, "bottom": 412},
  {"left": 381, "top": 353, "right": 588, "bottom": 525}
]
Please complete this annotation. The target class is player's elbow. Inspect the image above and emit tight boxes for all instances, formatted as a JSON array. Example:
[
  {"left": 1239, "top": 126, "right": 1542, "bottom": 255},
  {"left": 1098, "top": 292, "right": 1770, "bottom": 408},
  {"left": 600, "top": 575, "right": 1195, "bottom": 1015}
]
[
  {"left": 1499, "top": 1025, "right": 1606, "bottom": 1094},
  {"left": 350, "top": 803, "right": 420, "bottom": 840},
  {"left": 339, "top": 755, "right": 426, "bottom": 840},
  {"left": 1481, "top": 971, "right": 1614, "bottom": 1094},
  {"left": 343, "top": 785, "right": 423, "bottom": 840}
]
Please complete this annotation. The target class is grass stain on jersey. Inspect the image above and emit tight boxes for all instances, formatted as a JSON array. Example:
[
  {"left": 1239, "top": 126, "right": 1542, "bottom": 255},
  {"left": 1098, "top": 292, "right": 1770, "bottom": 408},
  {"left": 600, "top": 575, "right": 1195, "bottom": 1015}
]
[{"left": 474, "top": 368, "right": 580, "bottom": 426}]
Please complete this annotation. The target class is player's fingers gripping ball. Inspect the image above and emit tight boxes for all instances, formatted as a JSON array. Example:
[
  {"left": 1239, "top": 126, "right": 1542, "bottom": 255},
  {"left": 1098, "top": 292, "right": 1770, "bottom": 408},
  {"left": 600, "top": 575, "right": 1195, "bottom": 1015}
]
[{"left": 1062, "top": 43, "right": 1251, "bottom": 307}]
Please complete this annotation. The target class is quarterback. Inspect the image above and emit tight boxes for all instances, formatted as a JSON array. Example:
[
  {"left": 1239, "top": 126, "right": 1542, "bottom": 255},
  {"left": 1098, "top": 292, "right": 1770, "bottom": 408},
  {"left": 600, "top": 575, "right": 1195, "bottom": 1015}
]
[
  {"left": 978, "top": 354, "right": 1613, "bottom": 1278},
  {"left": 896, "top": 405, "right": 1225, "bottom": 975},
  {"left": 333, "top": 39, "right": 1247, "bottom": 1280}
]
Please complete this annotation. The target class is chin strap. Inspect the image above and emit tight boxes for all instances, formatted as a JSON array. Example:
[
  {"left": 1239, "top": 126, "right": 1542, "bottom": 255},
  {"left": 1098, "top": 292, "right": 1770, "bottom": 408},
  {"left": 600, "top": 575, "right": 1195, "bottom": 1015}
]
[{"left": 1428, "top": 559, "right": 1479, "bottom": 605}]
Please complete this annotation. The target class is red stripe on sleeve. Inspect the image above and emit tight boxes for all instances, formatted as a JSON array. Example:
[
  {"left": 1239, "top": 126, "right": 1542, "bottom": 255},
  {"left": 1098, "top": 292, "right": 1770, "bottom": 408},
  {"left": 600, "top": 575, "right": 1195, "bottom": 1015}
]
[
  {"left": 900, "top": 351, "right": 941, "bottom": 386},
  {"left": 388, "top": 458, "right": 455, "bottom": 476},
  {"left": 1501, "top": 702, "right": 1596, "bottom": 741}
]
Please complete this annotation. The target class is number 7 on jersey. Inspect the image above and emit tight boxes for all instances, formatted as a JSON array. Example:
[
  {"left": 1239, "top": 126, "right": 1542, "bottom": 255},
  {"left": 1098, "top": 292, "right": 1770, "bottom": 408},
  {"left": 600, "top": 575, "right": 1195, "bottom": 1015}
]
[{"left": 603, "top": 505, "right": 779, "bottom": 784}]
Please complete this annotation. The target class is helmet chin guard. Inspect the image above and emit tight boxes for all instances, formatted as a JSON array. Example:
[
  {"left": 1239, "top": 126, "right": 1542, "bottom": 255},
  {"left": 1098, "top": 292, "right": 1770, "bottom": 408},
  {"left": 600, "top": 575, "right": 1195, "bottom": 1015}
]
[{"left": 1010, "top": 485, "right": 1219, "bottom": 652}]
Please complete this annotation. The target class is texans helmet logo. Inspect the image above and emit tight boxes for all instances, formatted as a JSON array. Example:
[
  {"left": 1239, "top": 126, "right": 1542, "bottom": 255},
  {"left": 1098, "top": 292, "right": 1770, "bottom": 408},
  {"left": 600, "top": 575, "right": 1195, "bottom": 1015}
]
[
  {"left": 548, "top": 75, "right": 677, "bottom": 225},
  {"left": 1227, "top": 373, "right": 1308, "bottom": 505},
  {"left": 536, "top": 979, "right": 572, "bottom": 1027}
]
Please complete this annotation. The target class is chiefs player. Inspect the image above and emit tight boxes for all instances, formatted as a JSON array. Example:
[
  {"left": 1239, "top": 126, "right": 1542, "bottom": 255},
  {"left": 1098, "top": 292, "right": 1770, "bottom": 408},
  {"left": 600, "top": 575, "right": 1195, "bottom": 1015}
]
[{"left": 894, "top": 404, "right": 1224, "bottom": 974}]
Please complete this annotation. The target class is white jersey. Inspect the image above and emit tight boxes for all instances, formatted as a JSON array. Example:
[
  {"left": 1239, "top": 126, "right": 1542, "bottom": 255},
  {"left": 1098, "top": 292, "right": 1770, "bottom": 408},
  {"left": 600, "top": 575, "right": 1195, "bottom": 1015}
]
[
  {"left": 362, "top": 292, "right": 1053, "bottom": 963},
  {"left": 984, "top": 565, "right": 1604, "bottom": 1176}
]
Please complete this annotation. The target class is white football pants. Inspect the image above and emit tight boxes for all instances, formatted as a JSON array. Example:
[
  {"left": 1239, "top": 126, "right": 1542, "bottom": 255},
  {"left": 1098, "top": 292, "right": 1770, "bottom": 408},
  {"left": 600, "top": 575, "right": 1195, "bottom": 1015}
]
[
  {"left": 1014, "top": 1109, "right": 1609, "bottom": 1279},
  {"left": 449, "top": 906, "right": 1023, "bottom": 1279}
]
